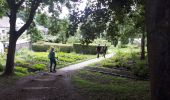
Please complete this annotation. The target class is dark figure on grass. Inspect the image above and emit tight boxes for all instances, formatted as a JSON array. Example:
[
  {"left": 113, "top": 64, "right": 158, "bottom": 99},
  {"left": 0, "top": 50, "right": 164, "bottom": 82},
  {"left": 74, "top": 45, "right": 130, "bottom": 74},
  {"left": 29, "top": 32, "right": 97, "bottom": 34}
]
[
  {"left": 103, "top": 44, "right": 108, "bottom": 58},
  {"left": 48, "top": 48, "right": 57, "bottom": 72},
  {"left": 96, "top": 44, "right": 101, "bottom": 58}
]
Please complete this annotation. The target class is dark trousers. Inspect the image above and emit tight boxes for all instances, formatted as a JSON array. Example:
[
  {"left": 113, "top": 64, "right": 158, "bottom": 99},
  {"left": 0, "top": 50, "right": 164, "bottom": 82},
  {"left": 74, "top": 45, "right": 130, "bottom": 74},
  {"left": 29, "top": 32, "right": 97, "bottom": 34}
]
[
  {"left": 103, "top": 52, "right": 106, "bottom": 58},
  {"left": 50, "top": 58, "right": 56, "bottom": 72},
  {"left": 97, "top": 52, "right": 100, "bottom": 58}
]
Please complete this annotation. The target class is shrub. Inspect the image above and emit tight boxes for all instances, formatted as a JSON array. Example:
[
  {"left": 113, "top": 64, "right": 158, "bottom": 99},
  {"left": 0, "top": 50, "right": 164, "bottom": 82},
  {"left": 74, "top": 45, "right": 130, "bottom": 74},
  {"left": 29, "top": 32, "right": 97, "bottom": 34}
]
[
  {"left": 0, "top": 63, "right": 4, "bottom": 72},
  {"left": 16, "top": 49, "right": 34, "bottom": 61},
  {"left": 67, "top": 36, "right": 81, "bottom": 44},
  {"left": 32, "top": 42, "right": 73, "bottom": 53},
  {"left": 102, "top": 63, "right": 117, "bottom": 68},
  {"left": 15, "top": 66, "right": 28, "bottom": 74},
  {"left": 15, "top": 72, "right": 27, "bottom": 76},
  {"left": 32, "top": 44, "right": 50, "bottom": 52},
  {"left": 44, "top": 35, "right": 57, "bottom": 43},
  {"left": 31, "top": 64, "right": 46, "bottom": 71},
  {"left": 73, "top": 44, "right": 97, "bottom": 54},
  {"left": 15, "top": 60, "right": 30, "bottom": 68},
  {"left": 92, "top": 38, "right": 111, "bottom": 46},
  {"left": 59, "top": 57, "right": 75, "bottom": 63},
  {"left": 33, "top": 57, "right": 49, "bottom": 63},
  {"left": 132, "top": 60, "right": 149, "bottom": 79}
]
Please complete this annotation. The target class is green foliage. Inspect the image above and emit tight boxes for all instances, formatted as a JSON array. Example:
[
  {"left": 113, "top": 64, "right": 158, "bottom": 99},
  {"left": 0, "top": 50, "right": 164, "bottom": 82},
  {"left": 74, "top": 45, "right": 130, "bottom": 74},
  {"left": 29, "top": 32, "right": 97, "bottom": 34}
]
[
  {"left": 48, "top": 18, "right": 69, "bottom": 43},
  {"left": 56, "top": 52, "right": 92, "bottom": 67},
  {"left": 102, "top": 51, "right": 133, "bottom": 69},
  {"left": 67, "top": 36, "right": 81, "bottom": 44},
  {"left": 0, "top": 0, "right": 7, "bottom": 17},
  {"left": 14, "top": 49, "right": 95, "bottom": 73},
  {"left": 15, "top": 66, "right": 29, "bottom": 74},
  {"left": 32, "top": 44, "right": 50, "bottom": 52},
  {"left": 33, "top": 56, "right": 49, "bottom": 63},
  {"left": 73, "top": 44, "right": 97, "bottom": 54},
  {"left": 16, "top": 49, "right": 34, "bottom": 61},
  {"left": 32, "top": 42, "right": 73, "bottom": 52},
  {"left": 96, "top": 46, "right": 149, "bottom": 79},
  {"left": 15, "top": 60, "right": 30, "bottom": 68},
  {"left": 27, "top": 22, "right": 43, "bottom": 43},
  {"left": 92, "top": 38, "right": 111, "bottom": 46},
  {"left": 132, "top": 60, "right": 149, "bottom": 79},
  {"left": 31, "top": 64, "right": 46, "bottom": 71},
  {"left": 35, "top": 13, "right": 49, "bottom": 27},
  {"left": 79, "top": 21, "right": 97, "bottom": 45},
  {"left": 43, "top": 35, "right": 58, "bottom": 43}
]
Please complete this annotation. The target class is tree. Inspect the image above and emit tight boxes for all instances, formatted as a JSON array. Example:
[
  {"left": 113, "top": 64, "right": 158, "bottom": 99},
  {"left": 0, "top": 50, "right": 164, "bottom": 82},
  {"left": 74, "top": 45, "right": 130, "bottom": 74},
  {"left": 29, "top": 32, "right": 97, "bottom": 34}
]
[
  {"left": 27, "top": 22, "right": 43, "bottom": 43},
  {"left": 58, "top": 19, "right": 69, "bottom": 44},
  {"left": 48, "top": 18, "right": 69, "bottom": 44},
  {"left": 131, "top": 3, "right": 146, "bottom": 60},
  {"left": 69, "top": 0, "right": 134, "bottom": 46},
  {"left": 35, "top": 13, "right": 49, "bottom": 27},
  {"left": 3, "top": 0, "right": 42, "bottom": 76},
  {"left": 3, "top": 0, "right": 73, "bottom": 76},
  {"left": 147, "top": 0, "right": 170, "bottom": 100},
  {"left": 0, "top": 0, "right": 7, "bottom": 17},
  {"left": 80, "top": 21, "right": 96, "bottom": 45}
]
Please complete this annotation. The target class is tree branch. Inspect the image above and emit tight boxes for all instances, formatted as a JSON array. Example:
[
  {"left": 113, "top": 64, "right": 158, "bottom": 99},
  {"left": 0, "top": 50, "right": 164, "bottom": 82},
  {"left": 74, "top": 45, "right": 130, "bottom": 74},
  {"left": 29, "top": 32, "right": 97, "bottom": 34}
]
[
  {"left": 6, "top": 0, "right": 13, "bottom": 8},
  {"left": 6, "top": 0, "right": 11, "bottom": 6},
  {"left": 16, "top": 0, "right": 25, "bottom": 9},
  {"left": 17, "top": 0, "right": 42, "bottom": 37}
]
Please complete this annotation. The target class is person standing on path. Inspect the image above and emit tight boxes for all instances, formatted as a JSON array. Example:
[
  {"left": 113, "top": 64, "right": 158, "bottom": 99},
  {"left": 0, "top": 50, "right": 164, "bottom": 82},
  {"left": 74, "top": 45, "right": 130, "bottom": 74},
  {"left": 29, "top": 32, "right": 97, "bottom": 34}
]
[
  {"left": 48, "top": 48, "right": 57, "bottom": 72},
  {"left": 103, "top": 44, "right": 108, "bottom": 58},
  {"left": 96, "top": 44, "right": 101, "bottom": 58}
]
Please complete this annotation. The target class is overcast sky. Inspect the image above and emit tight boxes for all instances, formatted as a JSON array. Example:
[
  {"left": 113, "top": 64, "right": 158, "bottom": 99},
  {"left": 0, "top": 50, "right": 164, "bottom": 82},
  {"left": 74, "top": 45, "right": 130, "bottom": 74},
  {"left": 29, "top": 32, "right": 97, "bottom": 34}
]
[{"left": 59, "top": 0, "right": 87, "bottom": 18}]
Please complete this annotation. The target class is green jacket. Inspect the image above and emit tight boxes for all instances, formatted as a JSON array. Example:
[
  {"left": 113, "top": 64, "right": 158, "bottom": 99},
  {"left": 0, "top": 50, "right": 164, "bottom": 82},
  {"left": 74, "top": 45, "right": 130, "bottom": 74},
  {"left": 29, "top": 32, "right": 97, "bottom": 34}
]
[{"left": 48, "top": 51, "right": 55, "bottom": 59}]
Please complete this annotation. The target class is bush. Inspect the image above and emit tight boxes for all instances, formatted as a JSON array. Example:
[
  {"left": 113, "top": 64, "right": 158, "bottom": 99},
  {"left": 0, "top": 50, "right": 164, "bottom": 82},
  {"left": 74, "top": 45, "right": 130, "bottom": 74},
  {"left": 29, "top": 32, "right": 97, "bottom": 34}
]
[
  {"left": 15, "top": 60, "right": 30, "bottom": 68},
  {"left": 15, "top": 66, "right": 28, "bottom": 74},
  {"left": 132, "top": 60, "right": 149, "bottom": 79},
  {"left": 31, "top": 64, "right": 46, "bottom": 71},
  {"left": 67, "top": 36, "right": 81, "bottom": 44},
  {"left": 16, "top": 49, "right": 34, "bottom": 61},
  {"left": 43, "top": 35, "right": 57, "bottom": 43},
  {"left": 73, "top": 44, "right": 97, "bottom": 54},
  {"left": 33, "top": 56, "right": 48, "bottom": 63},
  {"left": 32, "top": 44, "right": 50, "bottom": 52},
  {"left": 32, "top": 42, "right": 73, "bottom": 53},
  {"left": 0, "top": 63, "right": 4, "bottom": 72},
  {"left": 92, "top": 38, "right": 111, "bottom": 46}
]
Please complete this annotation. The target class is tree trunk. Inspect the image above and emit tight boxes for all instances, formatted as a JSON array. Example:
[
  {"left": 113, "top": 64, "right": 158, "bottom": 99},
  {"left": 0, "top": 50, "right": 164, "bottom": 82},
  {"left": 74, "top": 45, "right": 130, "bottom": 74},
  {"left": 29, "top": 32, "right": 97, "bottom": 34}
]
[
  {"left": 1, "top": 0, "right": 41, "bottom": 76},
  {"left": 140, "top": 32, "right": 145, "bottom": 60},
  {"left": 147, "top": 0, "right": 170, "bottom": 100},
  {"left": 3, "top": 34, "right": 17, "bottom": 75}
]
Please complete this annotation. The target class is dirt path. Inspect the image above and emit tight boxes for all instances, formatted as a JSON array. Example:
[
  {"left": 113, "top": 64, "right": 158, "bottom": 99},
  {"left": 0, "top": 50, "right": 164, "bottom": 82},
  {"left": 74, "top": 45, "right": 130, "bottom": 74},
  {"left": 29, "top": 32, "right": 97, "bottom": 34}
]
[{"left": 0, "top": 53, "right": 115, "bottom": 100}]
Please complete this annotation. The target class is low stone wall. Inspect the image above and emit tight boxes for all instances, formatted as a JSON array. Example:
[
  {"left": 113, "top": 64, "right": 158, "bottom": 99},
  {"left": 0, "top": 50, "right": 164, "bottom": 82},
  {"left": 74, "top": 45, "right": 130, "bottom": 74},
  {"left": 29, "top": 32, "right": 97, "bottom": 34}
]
[
  {"left": 3, "top": 40, "right": 31, "bottom": 52},
  {"left": 16, "top": 41, "right": 31, "bottom": 51}
]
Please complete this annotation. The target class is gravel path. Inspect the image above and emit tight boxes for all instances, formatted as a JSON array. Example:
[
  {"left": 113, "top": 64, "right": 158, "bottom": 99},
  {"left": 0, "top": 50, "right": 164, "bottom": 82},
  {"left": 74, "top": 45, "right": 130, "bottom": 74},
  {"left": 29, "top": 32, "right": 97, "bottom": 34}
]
[{"left": 0, "top": 53, "right": 115, "bottom": 100}]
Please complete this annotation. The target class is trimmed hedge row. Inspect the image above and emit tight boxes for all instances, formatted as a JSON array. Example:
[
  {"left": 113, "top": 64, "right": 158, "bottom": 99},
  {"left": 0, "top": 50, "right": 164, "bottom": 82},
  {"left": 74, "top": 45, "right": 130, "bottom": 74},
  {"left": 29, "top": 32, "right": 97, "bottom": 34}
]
[
  {"left": 73, "top": 44, "right": 97, "bottom": 54},
  {"left": 32, "top": 42, "right": 102, "bottom": 55},
  {"left": 32, "top": 42, "right": 73, "bottom": 53}
]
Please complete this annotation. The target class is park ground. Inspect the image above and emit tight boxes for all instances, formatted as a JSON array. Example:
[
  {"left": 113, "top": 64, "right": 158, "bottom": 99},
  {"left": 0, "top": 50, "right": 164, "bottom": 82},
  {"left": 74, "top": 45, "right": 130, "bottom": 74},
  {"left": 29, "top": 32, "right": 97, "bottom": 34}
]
[{"left": 0, "top": 46, "right": 150, "bottom": 100}]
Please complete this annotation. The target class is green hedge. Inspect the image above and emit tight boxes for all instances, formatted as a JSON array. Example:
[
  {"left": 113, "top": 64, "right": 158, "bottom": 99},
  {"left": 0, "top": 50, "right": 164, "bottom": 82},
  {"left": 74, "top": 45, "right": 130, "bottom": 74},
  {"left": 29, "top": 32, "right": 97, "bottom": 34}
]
[
  {"left": 73, "top": 44, "right": 97, "bottom": 54},
  {"left": 32, "top": 42, "right": 73, "bottom": 53}
]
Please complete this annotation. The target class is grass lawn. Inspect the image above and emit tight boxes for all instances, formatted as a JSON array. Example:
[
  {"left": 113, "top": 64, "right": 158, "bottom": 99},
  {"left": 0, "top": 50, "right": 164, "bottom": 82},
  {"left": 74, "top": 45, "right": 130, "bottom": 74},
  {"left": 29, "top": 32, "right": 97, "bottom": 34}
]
[{"left": 72, "top": 70, "right": 150, "bottom": 100}]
